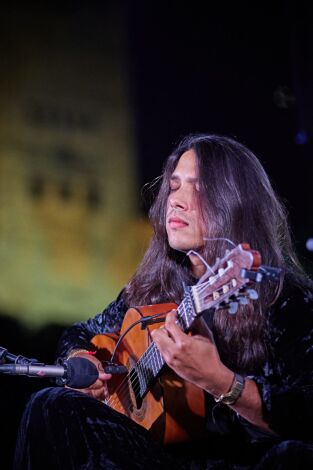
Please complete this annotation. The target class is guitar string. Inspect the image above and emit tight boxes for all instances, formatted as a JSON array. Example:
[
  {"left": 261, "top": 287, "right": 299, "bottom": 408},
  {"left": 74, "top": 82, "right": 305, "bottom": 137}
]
[{"left": 105, "top": 342, "right": 164, "bottom": 412}]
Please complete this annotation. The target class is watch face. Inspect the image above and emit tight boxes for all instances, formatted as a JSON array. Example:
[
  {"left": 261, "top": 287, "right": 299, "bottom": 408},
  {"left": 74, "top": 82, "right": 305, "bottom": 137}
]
[
  {"left": 221, "top": 376, "right": 245, "bottom": 405},
  {"left": 221, "top": 396, "right": 236, "bottom": 405},
  {"left": 214, "top": 374, "right": 245, "bottom": 405}
]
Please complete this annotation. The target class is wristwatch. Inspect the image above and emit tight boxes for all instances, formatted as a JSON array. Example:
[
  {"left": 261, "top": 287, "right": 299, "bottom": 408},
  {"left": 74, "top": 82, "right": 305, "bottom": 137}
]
[{"left": 214, "top": 373, "right": 245, "bottom": 406}]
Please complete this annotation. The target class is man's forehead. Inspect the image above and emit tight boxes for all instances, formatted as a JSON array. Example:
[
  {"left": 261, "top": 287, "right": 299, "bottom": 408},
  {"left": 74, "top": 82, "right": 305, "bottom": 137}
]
[{"left": 170, "top": 150, "right": 198, "bottom": 176}]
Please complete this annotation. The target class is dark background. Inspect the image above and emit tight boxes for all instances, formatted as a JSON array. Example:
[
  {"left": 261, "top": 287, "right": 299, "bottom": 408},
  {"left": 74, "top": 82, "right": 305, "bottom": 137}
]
[{"left": 1, "top": 1, "right": 313, "bottom": 467}]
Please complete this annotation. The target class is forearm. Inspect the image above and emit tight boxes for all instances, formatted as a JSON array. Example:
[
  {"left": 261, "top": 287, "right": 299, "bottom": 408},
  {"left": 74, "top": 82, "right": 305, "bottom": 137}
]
[
  {"left": 229, "top": 378, "right": 273, "bottom": 433},
  {"left": 204, "top": 367, "right": 274, "bottom": 433}
]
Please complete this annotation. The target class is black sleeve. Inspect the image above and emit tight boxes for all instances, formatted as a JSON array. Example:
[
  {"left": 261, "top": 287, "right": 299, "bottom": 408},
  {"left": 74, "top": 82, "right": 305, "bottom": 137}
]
[
  {"left": 55, "top": 292, "right": 128, "bottom": 360},
  {"left": 249, "top": 287, "right": 313, "bottom": 440}
]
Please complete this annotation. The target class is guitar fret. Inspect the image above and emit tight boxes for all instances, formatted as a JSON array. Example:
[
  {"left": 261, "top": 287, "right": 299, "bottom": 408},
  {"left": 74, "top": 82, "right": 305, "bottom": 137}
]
[
  {"left": 155, "top": 347, "right": 163, "bottom": 369},
  {"left": 136, "top": 363, "right": 146, "bottom": 396},
  {"left": 181, "top": 302, "right": 188, "bottom": 329},
  {"left": 177, "top": 290, "right": 195, "bottom": 331},
  {"left": 141, "top": 360, "right": 150, "bottom": 388},
  {"left": 151, "top": 349, "right": 158, "bottom": 375},
  {"left": 177, "top": 301, "right": 187, "bottom": 330}
]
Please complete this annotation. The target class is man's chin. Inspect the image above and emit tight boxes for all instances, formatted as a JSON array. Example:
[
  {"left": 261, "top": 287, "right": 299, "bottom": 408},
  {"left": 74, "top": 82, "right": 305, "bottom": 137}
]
[
  {"left": 168, "top": 239, "right": 201, "bottom": 253},
  {"left": 168, "top": 240, "right": 187, "bottom": 252}
]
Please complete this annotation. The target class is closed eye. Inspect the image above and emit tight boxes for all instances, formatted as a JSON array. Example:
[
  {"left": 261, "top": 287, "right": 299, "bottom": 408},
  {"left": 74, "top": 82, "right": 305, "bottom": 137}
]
[{"left": 169, "top": 177, "right": 180, "bottom": 191}]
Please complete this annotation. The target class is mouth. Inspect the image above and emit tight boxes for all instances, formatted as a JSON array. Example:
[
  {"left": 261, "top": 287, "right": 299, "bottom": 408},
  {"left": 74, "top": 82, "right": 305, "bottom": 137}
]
[{"left": 168, "top": 216, "right": 189, "bottom": 229}]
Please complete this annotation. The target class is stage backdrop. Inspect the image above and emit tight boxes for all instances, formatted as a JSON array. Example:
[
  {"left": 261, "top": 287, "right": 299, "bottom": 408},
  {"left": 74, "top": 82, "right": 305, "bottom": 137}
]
[{"left": 0, "top": 4, "right": 152, "bottom": 326}]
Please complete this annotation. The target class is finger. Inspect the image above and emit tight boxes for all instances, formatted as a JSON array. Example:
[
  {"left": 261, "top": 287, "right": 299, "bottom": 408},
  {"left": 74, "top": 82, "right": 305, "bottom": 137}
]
[
  {"left": 152, "top": 328, "right": 182, "bottom": 369},
  {"left": 98, "top": 372, "right": 112, "bottom": 381},
  {"left": 87, "top": 386, "right": 106, "bottom": 401},
  {"left": 75, "top": 381, "right": 107, "bottom": 399},
  {"left": 103, "top": 383, "right": 110, "bottom": 401},
  {"left": 165, "top": 310, "right": 186, "bottom": 342},
  {"left": 151, "top": 327, "right": 173, "bottom": 353},
  {"left": 84, "top": 378, "right": 105, "bottom": 391}
]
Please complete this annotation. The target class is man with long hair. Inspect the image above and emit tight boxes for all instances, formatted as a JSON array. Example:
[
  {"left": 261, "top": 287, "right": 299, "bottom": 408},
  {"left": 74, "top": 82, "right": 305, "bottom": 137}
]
[{"left": 15, "top": 135, "right": 313, "bottom": 468}]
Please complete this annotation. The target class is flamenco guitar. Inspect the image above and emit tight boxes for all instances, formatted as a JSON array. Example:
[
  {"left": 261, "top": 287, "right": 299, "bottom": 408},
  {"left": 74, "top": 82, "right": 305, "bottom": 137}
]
[{"left": 91, "top": 243, "right": 262, "bottom": 444}]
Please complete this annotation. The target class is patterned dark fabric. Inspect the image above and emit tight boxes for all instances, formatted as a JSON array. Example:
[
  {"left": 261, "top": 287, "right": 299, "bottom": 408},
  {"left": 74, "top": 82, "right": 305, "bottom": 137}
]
[
  {"left": 249, "top": 287, "right": 313, "bottom": 440},
  {"left": 56, "top": 291, "right": 128, "bottom": 360},
  {"left": 14, "top": 285, "right": 313, "bottom": 469},
  {"left": 13, "top": 387, "right": 313, "bottom": 470}
]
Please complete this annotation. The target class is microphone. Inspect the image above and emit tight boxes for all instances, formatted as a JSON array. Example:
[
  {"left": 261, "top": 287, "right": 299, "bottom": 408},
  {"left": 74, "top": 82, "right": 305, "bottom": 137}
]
[{"left": 0, "top": 357, "right": 99, "bottom": 389}]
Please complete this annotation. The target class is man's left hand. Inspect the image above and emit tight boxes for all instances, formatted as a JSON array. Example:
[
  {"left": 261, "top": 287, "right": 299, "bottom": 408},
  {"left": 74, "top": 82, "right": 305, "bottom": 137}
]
[{"left": 151, "top": 310, "right": 233, "bottom": 397}]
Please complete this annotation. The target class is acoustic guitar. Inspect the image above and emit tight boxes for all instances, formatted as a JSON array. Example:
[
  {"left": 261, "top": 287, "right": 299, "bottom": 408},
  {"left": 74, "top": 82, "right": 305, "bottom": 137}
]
[{"left": 91, "top": 243, "right": 262, "bottom": 444}]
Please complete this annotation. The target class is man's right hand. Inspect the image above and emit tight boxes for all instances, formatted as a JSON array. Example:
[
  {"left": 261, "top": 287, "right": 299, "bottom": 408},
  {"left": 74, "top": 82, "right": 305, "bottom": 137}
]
[{"left": 66, "top": 352, "right": 112, "bottom": 401}]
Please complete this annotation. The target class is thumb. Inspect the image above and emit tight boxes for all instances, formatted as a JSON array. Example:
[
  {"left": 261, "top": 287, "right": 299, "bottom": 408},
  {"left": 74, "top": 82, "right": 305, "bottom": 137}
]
[{"left": 98, "top": 371, "right": 112, "bottom": 381}]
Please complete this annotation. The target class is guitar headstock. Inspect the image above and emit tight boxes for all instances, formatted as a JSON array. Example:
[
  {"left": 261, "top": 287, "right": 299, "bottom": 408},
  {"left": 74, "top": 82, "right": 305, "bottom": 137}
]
[{"left": 190, "top": 243, "right": 262, "bottom": 315}]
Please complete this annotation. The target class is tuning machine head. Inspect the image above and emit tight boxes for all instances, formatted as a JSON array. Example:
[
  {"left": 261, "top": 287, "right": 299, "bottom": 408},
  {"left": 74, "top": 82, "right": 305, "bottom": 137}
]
[
  {"left": 246, "top": 288, "right": 258, "bottom": 300},
  {"left": 228, "top": 301, "right": 239, "bottom": 314}
]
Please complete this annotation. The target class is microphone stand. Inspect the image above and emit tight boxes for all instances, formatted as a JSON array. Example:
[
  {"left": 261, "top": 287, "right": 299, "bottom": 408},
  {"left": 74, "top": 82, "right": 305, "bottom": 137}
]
[{"left": 0, "top": 346, "right": 40, "bottom": 366}]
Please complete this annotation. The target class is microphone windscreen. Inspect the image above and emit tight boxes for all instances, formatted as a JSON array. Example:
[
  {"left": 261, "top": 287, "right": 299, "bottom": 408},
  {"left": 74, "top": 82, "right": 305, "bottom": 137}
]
[{"left": 66, "top": 357, "right": 99, "bottom": 388}]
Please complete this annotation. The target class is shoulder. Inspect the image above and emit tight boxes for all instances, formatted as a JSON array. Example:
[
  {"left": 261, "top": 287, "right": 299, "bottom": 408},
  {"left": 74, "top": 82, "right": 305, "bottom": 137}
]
[
  {"left": 271, "top": 281, "right": 313, "bottom": 323},
  {"left": 84, "top": 290, "right": 129, "bottom": 334},
  {"left": 101, "top": 291, "right": 128, "bottom": 317}
]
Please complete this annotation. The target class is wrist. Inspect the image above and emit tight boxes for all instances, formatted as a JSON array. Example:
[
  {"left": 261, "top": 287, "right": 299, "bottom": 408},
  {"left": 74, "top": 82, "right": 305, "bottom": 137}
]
[
  {"left": 66, "top": 349, "right": 96, "bottom": 360},
  {"left": 205, "top": 367, "right": 234, "bottom": 398}
]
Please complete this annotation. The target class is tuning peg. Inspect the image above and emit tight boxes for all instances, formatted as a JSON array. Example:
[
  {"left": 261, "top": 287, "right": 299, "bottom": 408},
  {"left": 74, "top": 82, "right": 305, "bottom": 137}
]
[
  {"left": 247, "top": 289, "right": 258, "bottom": 300},
  {"left": 238, "top": 296, "right": 248, "bottom": 305},
  {"left": 240, "top": 268, "right": 263, "bottom": 283},
  {"left": 213, "top": 291, "right": 220, "bottom": 300},
  {"left": 228, "top": 302, "right": 238, "bottom": 314}
]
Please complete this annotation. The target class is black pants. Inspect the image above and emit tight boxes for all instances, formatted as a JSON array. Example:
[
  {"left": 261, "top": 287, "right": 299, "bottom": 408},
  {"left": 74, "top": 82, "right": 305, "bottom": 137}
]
[{"left": 14, "top": 387, "right": 313, "bottom": 470}]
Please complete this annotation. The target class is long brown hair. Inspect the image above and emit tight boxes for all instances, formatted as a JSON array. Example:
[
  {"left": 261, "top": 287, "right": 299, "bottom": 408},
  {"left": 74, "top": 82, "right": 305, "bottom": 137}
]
[{"left": 123, "top": 134, "right": 309, "bottom": 373}]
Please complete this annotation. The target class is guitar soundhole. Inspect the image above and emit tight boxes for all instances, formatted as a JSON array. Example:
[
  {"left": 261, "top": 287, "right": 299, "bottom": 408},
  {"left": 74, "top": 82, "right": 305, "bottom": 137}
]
[{"left": 127, "top": 359, "right": 146, "bottom": 420}]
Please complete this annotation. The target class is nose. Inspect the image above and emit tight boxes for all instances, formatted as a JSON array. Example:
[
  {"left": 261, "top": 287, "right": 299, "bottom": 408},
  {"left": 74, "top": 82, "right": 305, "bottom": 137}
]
[{"left": 168, "top": 185, "right": 192, "bottom": 211}]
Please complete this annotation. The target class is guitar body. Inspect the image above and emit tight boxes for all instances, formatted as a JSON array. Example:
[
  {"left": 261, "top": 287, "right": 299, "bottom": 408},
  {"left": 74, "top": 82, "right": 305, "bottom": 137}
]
[{"left": 91, "top": 304, "right": 206, "bottom": 445}]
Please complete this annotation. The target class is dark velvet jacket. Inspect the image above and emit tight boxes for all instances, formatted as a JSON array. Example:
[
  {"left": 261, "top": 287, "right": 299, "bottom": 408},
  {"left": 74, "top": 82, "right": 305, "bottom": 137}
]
[{"left": 56, "top": 285, "right": 313, "bottom": 448}]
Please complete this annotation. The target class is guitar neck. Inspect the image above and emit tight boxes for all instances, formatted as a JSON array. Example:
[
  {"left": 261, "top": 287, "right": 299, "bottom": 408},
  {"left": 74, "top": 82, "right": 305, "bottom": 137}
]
[{"left": 132, "top": 291, "right": 196, "bottom": 398}]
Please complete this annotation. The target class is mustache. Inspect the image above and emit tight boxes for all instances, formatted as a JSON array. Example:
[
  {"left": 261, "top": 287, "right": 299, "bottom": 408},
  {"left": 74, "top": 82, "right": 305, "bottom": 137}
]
[{"left": 166, "top": 210, "right": 190, "bottom": 224}]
